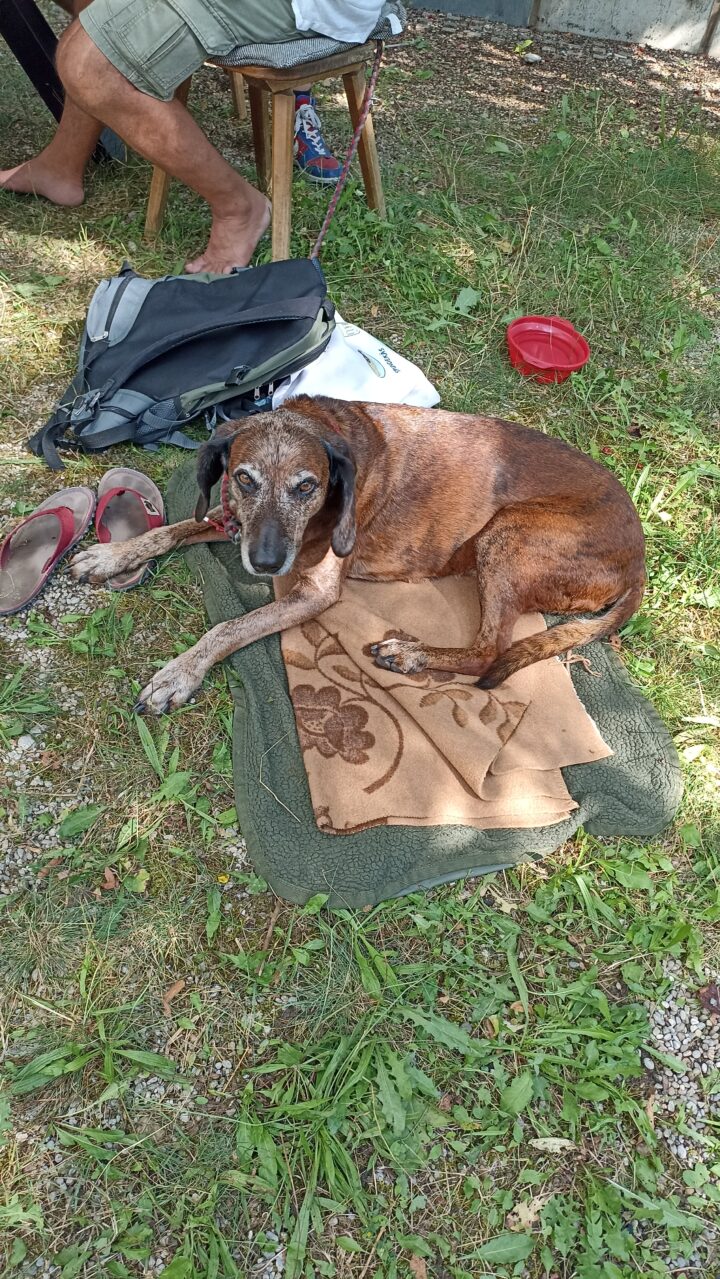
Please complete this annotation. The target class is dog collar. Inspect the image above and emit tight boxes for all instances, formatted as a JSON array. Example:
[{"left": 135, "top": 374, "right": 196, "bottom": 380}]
[{"left": 204, "top": 471, "right": 241, "bottom": 542}]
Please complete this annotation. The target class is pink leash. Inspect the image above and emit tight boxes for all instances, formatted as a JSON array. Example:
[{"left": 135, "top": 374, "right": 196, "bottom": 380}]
[
  {"left": 309, "top": 40, "right": 384, "bottom": 260},
  {"left": 206, "top": 42, "right": 385, "bottom": 540}
]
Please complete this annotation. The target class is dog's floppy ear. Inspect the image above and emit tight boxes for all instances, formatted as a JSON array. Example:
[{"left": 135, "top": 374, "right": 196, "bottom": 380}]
[
  {"left": 194, "top": 434, "right": 232, "bottom": 521},
  {"left": 322, "top": 434, "right": 356, "bottom": 558}
]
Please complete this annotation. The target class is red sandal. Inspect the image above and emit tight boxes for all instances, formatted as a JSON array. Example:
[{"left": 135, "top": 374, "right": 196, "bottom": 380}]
[
  {"left": 94, "top": 468, "right": 165, "bottom": 590},
  {"left": 0, "top": 487, "right": 95, "bottom": 617}
]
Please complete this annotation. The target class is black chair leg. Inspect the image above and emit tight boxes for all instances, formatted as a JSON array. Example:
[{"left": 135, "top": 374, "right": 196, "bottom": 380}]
[
  {"left": 0, "top": 0, "right": 126, "bottom": 162},
  {"left": 0, "top": 0, "right": 64, "bottom": 121}
]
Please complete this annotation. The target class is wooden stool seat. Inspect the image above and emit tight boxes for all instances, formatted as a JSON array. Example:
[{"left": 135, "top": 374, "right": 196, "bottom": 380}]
[{"left": 144, "top": 41, "right": 385, "bottom": 262}]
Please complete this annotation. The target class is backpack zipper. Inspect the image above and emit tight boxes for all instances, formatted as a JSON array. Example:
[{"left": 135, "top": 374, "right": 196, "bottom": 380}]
[
  {"left": 99, "top": 299, "right": 323, "bottom": 401},
  {"left": 88, "top": 272, "right": 136, "bottom": 343}
]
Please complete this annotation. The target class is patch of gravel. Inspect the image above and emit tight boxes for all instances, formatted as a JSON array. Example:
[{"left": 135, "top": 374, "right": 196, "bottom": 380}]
[
  {"left": 0, "top": 555, "right": 104, "bottom": 897},
  {"left": 0, "top": 439, "right": 152, "bottom": 902},
  {"left": 0, "top": 688, "right": 94, "bottom": 899},
  {"left": 403, "top": 9, "right": 720, "bottom": 119},
  {"left": 18, "top": 1261, "right": 61, "bottom": 1278},
  {"left": 0, "top": 776, "right": 86, "bottom": 899},
  {"left": 2, "top": 565, "right": 105, "bottom": 645},
  {"left": 645, "top": 956, "right": 720, "bottom": 1189},
  {"left": 348, "top": 8, "right": 720, "bottom": 174},
  {"left": 220, "top": 830, "right": 249, "bottom": 881}
]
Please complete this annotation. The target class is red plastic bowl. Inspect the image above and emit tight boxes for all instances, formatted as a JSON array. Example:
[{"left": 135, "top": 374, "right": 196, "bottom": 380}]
[{"left": 506, "top": 315, "right": 590, "bottom": 383}]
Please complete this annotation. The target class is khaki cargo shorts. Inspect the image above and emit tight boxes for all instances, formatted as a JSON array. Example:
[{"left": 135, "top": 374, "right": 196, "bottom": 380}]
[{"left": 80, "top": 0, "right": 311, "bottom": 100}]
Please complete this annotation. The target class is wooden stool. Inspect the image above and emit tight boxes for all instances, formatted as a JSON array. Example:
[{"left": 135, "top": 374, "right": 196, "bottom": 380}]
[{"left": 144, "top": 41, "right": 386, "bottom": 262}]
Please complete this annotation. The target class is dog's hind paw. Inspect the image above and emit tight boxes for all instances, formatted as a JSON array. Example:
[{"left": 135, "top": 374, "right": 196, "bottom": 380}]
[
  {"left": 370, "top": 636, "right": 428, "bottom": 676},
  {"left": 133, "top": 655, "right": 204, "bottom": 716}
]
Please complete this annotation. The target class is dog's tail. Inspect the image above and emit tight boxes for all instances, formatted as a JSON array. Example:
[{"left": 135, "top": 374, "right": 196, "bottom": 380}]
[{"left": 476, "top": 579, "right": 645, "bottom": 690}]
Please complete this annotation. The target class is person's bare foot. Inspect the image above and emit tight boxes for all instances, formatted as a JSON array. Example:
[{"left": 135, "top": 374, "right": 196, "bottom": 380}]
[
  {"left": 0, "top": 155, "right": 84, "bottom": 206},
  {"left": 185, "top": 190, "right": 271, "bottom": 274}
]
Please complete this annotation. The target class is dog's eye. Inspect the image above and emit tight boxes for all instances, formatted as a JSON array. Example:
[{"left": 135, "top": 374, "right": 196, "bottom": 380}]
[
  {"left": 235, "top": 470, "right": 257, "bottom": 491},
  {"left": 295, "top": 478, "right": 317, "bottom": 496}
]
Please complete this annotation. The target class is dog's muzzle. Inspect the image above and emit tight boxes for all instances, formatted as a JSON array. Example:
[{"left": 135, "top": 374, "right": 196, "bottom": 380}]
[{"left": 248, "top": 520, "right": 289, "bottom": 576}]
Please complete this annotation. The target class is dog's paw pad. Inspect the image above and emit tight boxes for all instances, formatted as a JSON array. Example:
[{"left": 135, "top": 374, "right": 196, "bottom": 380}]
[
  {"left": 370, "top": 636, "right": 428, "bottom": 675},
  {"left": 134, "top": 657, "right": 203, "bottom": 716}
]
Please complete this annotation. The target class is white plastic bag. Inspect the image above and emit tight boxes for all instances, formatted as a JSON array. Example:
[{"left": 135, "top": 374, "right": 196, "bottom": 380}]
[{"left": 272, "top": 311, "right": 440, "bottom": 410}]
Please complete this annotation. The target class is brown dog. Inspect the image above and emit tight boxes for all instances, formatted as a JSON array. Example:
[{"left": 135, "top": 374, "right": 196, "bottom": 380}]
[{"left": 70, "top": 396, "right": 645, "bottom": 715}]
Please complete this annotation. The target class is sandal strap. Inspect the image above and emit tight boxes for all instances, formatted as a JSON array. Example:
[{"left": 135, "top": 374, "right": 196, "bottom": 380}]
[
  {"left": 0, "top": 505, "right": 78, "bottom": 574},
  {"left": 95, "top": 486, "right": 164, "bottom": 543}
]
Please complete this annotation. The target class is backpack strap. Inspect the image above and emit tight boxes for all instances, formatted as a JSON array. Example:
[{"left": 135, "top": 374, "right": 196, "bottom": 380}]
[
  {"left": 26, "top": 368, "right": 95, "bottom": 471},
  {"left": 26, "top": 412, "right": 72, "bottom": 471}
]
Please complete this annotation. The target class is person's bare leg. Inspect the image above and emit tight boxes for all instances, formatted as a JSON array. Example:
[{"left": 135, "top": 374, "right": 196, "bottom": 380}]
[
  {"left": 0, "top": 0, "right": 100, "bottom": 206},
  {"left": 58, "top": 21, "right": 270, "bottom": 272},
  {"left": 0, "top": 104, "right": 100, "bottom": 206}
]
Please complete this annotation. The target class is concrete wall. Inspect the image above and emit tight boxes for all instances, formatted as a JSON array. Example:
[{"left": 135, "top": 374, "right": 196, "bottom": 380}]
[
  {"left": 414, "top": 0, "right": 720, "bottom": 54},
  {"left": 415, "top": 0, "right": 532, "bottom": 23},
  {"left": 536, "top": 0, "right": 715, "bottom": 53}
]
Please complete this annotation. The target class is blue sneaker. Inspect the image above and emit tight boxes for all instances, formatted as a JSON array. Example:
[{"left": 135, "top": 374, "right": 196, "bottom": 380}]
[{"left": 294, "top": 94, "right": 343, "bottom": 185}]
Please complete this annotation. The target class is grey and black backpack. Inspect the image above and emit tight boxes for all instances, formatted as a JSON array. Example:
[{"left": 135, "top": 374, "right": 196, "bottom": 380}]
[{"left": 28, "top": 258, "right": 335, "bottom": 470}]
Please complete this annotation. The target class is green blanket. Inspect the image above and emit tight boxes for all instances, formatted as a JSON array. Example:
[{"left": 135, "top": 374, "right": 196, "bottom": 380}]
[{"left": 168, "top": 464, "right": 682, "bottom": 908}]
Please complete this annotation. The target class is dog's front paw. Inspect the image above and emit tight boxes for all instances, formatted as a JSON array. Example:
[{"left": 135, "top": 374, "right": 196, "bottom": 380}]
[
  {"left": 370, "top": 636, "right": 428, "bottom": 675},
  {"left": 69, "top": 544, "right": 123, "bottom": 584},
  {"left": 133, "top": 655, "right": 205, "bottom": 716}
]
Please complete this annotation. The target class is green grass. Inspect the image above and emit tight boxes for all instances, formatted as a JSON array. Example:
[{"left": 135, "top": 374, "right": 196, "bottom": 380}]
[{"left": 1, "top": 33, "right": 720, "bottom": 1279}]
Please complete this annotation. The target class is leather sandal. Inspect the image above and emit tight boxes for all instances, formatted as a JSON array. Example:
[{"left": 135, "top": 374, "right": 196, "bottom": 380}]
[
  {"left": 0, "top": 487, "right": 95, "bottom": 617},
  {"left": 95, "top": 468, "right": 165, "bottom": 590}
]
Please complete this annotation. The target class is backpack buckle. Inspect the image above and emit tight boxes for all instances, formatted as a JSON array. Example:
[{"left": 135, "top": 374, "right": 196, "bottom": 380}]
[
  {"left": 69, "top": 385, "right": 106, "bottom": 426},
  {"left": 225, "top": 364, "right": 250, "bottom": 387}
]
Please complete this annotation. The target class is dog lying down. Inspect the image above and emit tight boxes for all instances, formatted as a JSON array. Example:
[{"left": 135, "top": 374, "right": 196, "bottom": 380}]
[{"left": 70, "top": 396, "right": 645, "bottom": 716}]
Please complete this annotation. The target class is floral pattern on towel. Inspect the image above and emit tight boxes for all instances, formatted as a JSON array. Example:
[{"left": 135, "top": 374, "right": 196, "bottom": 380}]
[{"left": 280, "top": 577, "right": 611, "bottom": 834}]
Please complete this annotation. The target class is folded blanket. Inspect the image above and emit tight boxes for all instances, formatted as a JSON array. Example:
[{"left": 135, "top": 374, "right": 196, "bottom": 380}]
[
  {"left": 280, "top": 576, "right": 612, "bottom": 833},
  {"left": 166, "top": 463, "right": 683, "bottom": 908}
]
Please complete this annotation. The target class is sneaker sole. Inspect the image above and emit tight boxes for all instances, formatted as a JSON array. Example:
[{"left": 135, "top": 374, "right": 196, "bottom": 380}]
[{"left": 294, "top": 163, "right": 341, "bottom": 186}]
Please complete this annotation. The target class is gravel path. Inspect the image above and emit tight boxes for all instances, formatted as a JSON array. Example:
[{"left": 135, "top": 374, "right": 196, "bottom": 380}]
[
  {"left": 648, "top": 958, "right": 720, "bottom": 1170},
  {"left": 390, "top": 7, "right": 720, "bottom": 138},
  {"left": 1, "top": 565, "right": 100, "bottom": 898}
]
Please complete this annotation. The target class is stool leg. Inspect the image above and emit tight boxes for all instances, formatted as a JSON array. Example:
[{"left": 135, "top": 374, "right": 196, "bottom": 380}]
[
  {"left": 342, "top": 68, "right": 386, "bottom": 219},
  {"left": 270, "top": 89, "right": 295, "bottom": 261},
  {"left": 228, "top": 70, "right": 247, "bottom": 121},
  {"left": 144, "top": 76, "right": 192, "bottom": 240},
  {"left": 248, "top": 83, "right": 271, "bottom": 191}
]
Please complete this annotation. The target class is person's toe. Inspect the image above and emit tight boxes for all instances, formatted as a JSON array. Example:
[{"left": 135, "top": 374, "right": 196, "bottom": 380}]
[
  {"left": 184, "top": 253, "right": 235, "bottom": 275},
  {"left": 0, "top": 163, "right": 84, "bottom": 206}
]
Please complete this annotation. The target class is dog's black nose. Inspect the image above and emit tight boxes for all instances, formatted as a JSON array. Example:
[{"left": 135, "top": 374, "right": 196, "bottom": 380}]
[
  {"left": 249, "top": 523, "right": 287, "bottom": 575},
  {"left": 251, "top": 551, "right": 285, "bottom": 574}
]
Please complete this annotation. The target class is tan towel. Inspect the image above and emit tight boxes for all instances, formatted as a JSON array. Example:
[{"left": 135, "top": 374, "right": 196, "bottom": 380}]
[{"left": 280, "top": 576, "right": 612, "bottom": 834}]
